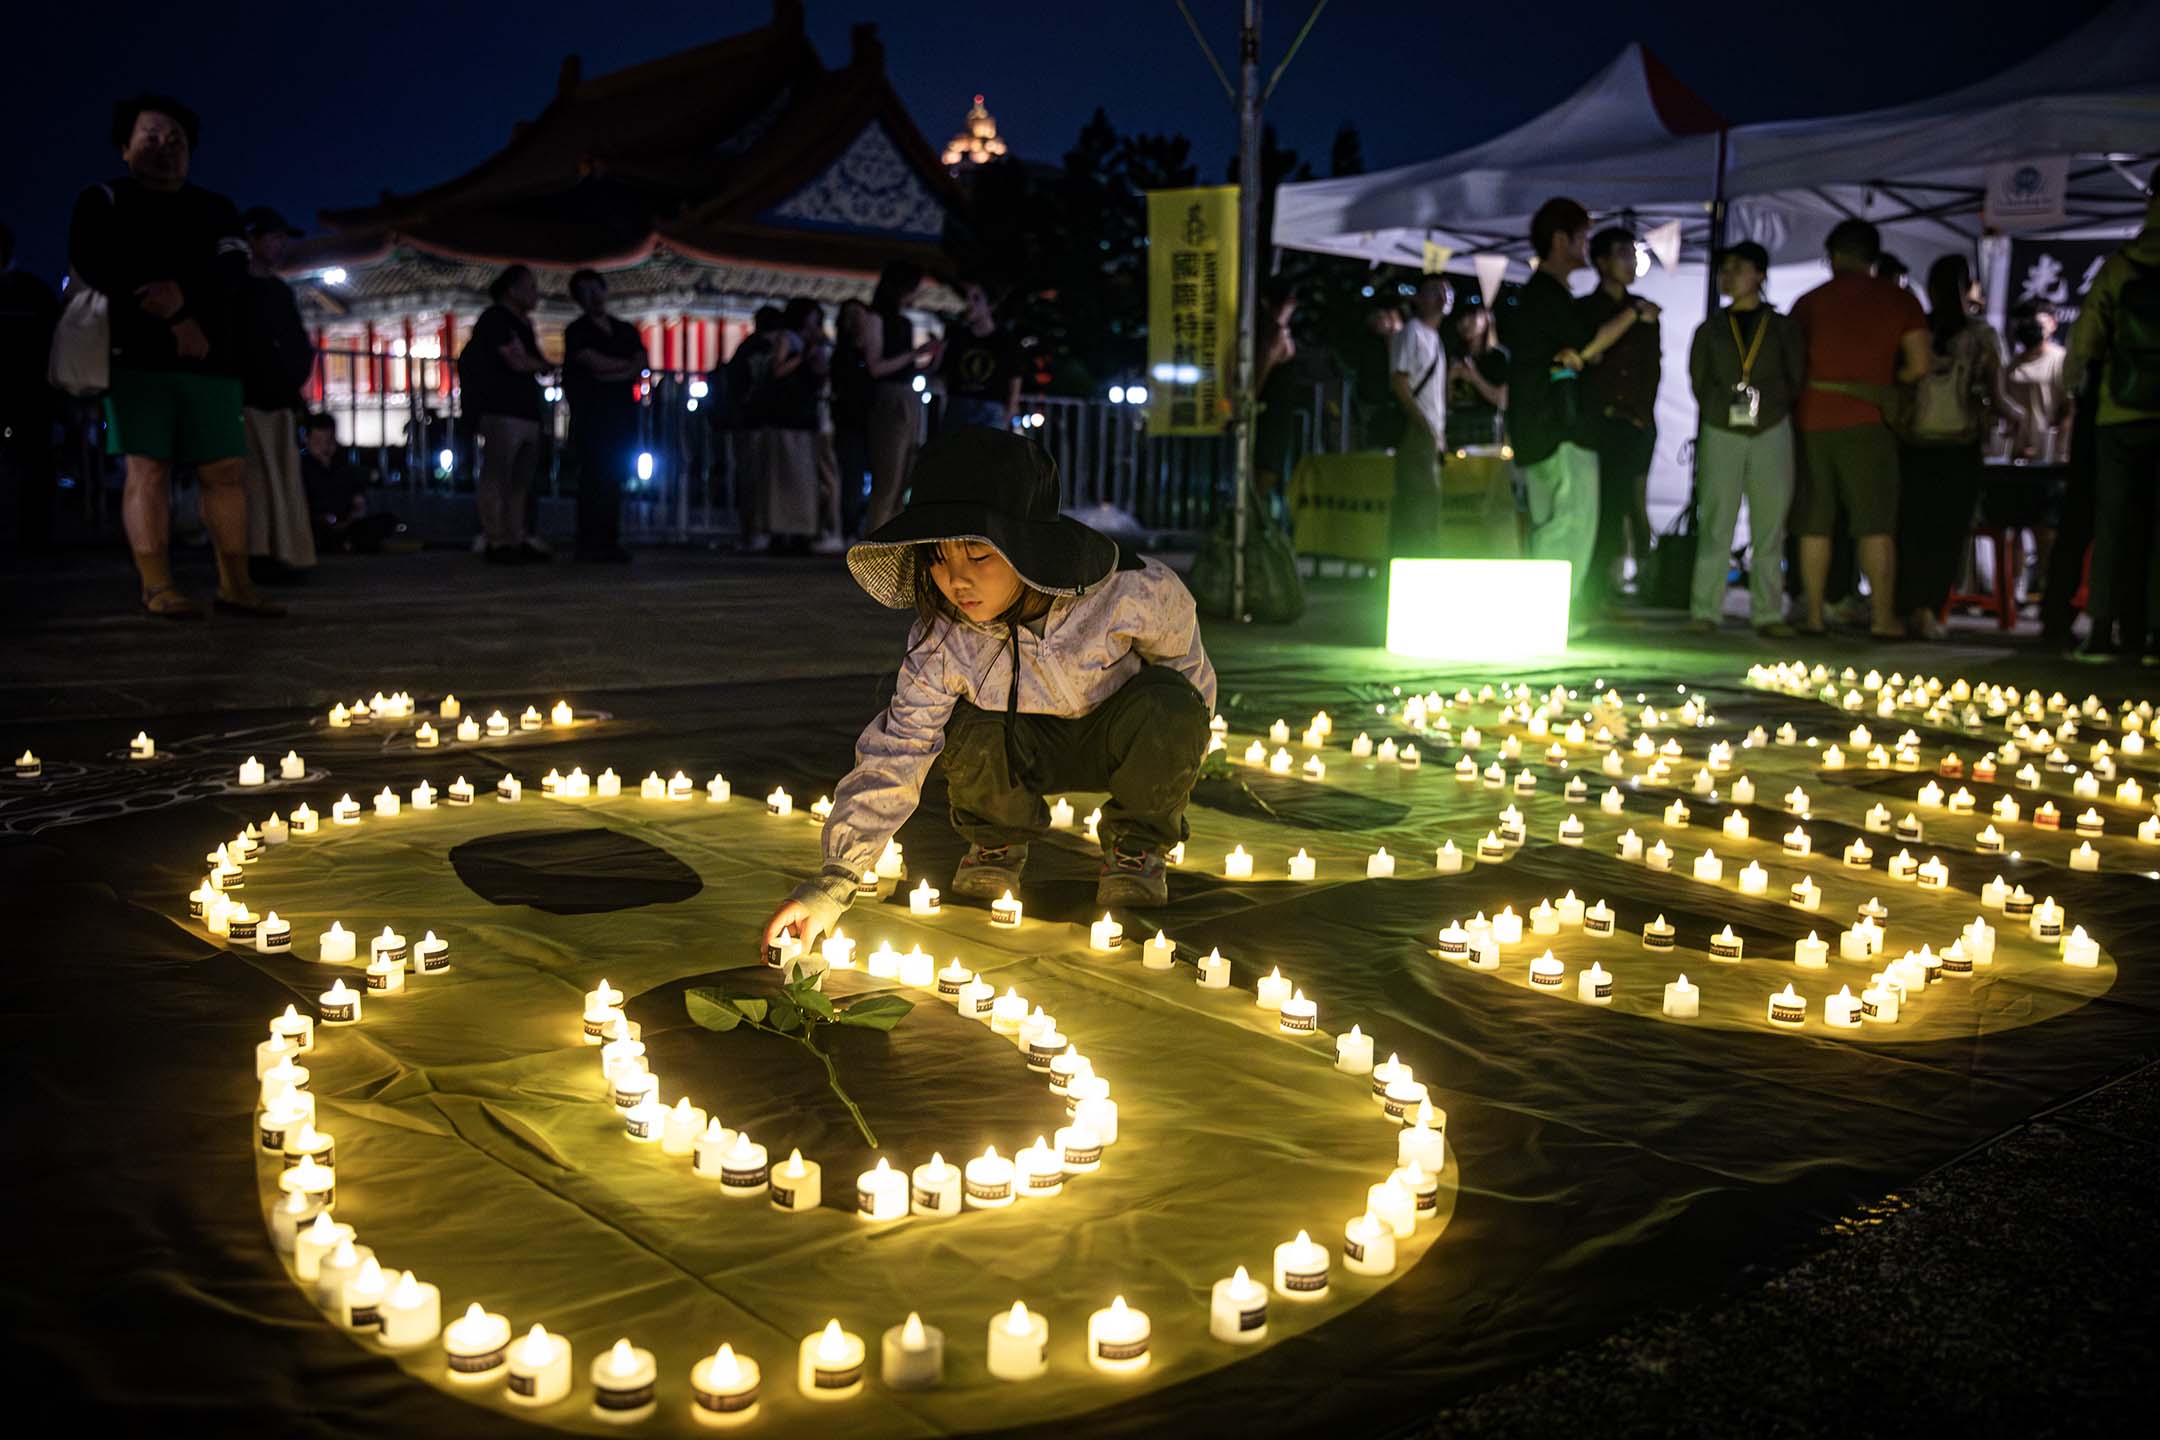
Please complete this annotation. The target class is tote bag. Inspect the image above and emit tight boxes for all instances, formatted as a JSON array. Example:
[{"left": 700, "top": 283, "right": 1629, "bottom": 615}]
[{"left": 48, "top": 277, "right": 110, "bottom": 398}]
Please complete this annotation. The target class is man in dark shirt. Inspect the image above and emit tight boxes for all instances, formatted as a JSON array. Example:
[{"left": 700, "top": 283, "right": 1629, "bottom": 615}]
[
  {"left": 1499, "top": 197, "right": 1655, "bottom": 627},
  {"left": 561, "top": 268, "right": 645, "bottom": 563},
  {"left": 300, "top": 412, "right": 401, "bottom": 552},
  {"left": 0, "top": 221, "right": 60, "bottom": 553},
  {"left": 939, "top": 280, "right": 1020, "bottom": 431},
  {"left": 1578, "top": 227, "right": 1662, "bottom": 610},
  {"left": 238, "top": 207, "right": 317, "bottom": 578},
  {"left": 69, "top": 92, "right": 277, "bottom": 617},
  {"left": 458, "top": 264, "right": 549, "bottom": 562}
]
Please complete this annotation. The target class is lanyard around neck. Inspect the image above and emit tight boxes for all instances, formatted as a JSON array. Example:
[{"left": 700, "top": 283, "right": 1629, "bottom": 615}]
[{"left": 1727, "top": 309, "right": 1768, "bottom": 386}]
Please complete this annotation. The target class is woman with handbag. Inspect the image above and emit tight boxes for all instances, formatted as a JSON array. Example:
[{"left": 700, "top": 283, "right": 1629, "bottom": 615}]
[{"left": 1892, "top": 255, "right": 2025, "bottom": 638}]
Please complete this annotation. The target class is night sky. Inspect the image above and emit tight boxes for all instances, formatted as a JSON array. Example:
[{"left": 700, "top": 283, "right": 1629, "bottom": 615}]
[{"left": 1, "top": 0, "right": 2111, "bottom": 282}]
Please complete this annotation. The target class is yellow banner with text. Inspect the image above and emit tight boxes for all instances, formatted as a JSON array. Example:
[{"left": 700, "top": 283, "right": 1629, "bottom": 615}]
[{"left": 1145, "top": 185, "right": 1239, "bottom": 436}]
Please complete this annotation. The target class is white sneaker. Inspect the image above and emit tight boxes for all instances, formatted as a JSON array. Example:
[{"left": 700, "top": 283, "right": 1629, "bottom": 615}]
[{"left": 809, "top": 532, "right": 847, "bottom": 555}]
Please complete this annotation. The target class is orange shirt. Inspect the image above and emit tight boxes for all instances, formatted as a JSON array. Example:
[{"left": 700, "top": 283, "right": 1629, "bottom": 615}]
[{"left": 1789, "top": 272, "right": 1926, "bottom": 432}]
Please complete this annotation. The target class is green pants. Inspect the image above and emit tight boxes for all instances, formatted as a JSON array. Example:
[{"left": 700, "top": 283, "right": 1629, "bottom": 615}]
[{"left": 939, "top": 666, "right": 1210, "bottom": 855}]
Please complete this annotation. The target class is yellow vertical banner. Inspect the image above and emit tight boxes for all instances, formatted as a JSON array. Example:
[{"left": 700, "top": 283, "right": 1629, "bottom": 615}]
[{"left": 1145, "top": 185, "right": 1238, "bottom": 436}]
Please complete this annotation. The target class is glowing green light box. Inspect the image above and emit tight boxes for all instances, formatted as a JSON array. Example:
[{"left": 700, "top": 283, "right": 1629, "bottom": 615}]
[{"left": 1386, "top": 559, "right": 1572, "bottom": 659}]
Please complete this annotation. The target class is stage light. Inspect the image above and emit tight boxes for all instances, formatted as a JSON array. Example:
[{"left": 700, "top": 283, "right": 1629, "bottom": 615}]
[
  {"left": 636, "top": 452, "right": 654, "bottom": 482},
  {"left": 1126, "top": 385, "right": 1148, "bottom": 405},
  {"left": 688, "top": 378, "right": 709, "bottom": 399},
  {"left": 911, "top": 374, "right": 927, "bottom": 393},
  {"left": 1108, "top": 386, "right": 1126, "bottom": 404},
  {"left": 320, "top": 267, "right": 347, "bottom": 286},
  {"left": 437, "top": 448, "right": 453, "bottom": 471},
  {"left": 1386, "top": 559, "right": 1571, "bottom": 659}
]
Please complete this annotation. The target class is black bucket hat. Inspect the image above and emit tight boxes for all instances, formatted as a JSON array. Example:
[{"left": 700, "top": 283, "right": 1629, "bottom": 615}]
[{"left": 846, "top": 428, "right": 1119, "bottom": 610}]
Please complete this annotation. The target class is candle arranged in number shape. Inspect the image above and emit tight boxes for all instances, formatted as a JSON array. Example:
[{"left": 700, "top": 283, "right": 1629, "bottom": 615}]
[{"left": 798, "top": 1320, "right": 865, "bottom": 1401}]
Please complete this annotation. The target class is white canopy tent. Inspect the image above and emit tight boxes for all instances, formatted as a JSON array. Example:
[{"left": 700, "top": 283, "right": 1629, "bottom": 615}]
[{"left": 1272, "top": 0, "right": 2160, "bottom": 528}]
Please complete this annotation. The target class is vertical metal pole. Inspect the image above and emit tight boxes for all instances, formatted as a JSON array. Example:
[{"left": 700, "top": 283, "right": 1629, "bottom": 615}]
[
  {"left": 1232, "top": 0, "right": 1261, "bottom": 618},
  {"left": 1705, "top": 128, "right": 1729, "bottom": 318}
]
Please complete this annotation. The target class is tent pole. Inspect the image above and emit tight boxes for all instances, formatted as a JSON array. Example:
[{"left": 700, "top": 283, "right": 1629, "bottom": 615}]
[
  {"left": 1231, "top": 0, "right": 1261, "bottom": 620},
  {"left": 1705, "top": 127, "right": 1728, "bottom": 318}
]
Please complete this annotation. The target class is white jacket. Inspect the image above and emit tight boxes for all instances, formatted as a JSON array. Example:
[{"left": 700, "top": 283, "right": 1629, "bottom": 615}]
[{"left": 793, "top": 556, "right": 1215, "bottom": 917}]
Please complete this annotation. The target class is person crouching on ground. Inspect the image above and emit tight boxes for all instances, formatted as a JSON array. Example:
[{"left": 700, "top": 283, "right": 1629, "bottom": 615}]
[{"left": 760, "top": 427, "right": 1216, "bottom": 957}]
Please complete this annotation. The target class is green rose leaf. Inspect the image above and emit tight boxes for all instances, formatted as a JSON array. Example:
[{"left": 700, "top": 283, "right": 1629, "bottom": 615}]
[
  {"left": 732, "top": 998, "right": 769, "bottom": 1025},
  {"left": 685, "top": 988, "right": 741, "bottom": 1032},
  {"left": 794, "top": 986, "right": 836, "bottom": 1020},
  {"left": 766, "top": 996, "right": 803, "bottom": 1033},
  {"left": 834, "top": 994, "right": 915, "bottom": 1031}
]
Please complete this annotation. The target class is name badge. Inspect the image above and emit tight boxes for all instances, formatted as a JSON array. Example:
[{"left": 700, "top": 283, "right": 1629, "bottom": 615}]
[{"left": 1729, "top": 384, "right": 1761, "bottom": 429}]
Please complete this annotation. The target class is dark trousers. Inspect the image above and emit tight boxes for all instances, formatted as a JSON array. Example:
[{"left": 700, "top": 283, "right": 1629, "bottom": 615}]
[
  {"left": 0, "top": 414, "right": 56, "bottom": 552},
  {"left": 938, "top": 666, "right": 1210, "bottom": 856},
  {"left": 572, "top": 417, "right": 631, "bottom": 551},
  {"left": 834, "top": 424, "right": 871, "bottom": 540},
  {"left": 1893, "top": 441, "right": 1981, "bottom": 615},
  {"left": 2086, "top": 419, "right": 2160, "bottom": 644},
  {"left": 1586, "top": 414, "right": 1653, "bottom": 607},
  {"left": 2041, "top": 398, "right": 2101, "bottom": 640}
]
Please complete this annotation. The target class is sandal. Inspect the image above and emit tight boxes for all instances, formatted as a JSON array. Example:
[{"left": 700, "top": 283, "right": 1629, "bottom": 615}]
[
  {"left": 141, "top": 584, "right": 202, "bottom": 620},
  {"left": 214, "top": 590, "right": 288, "bottom": 619}
]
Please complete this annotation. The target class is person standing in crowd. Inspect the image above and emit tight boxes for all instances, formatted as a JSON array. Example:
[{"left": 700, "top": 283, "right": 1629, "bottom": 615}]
[
  {"left": 561, "top": 269, "right": 645, "bottom": 564},
  {"left": 1578, "top": 227, "right": 1661, "bottom": 609},
  {"left": 2064, "top": 179, "right": 2160, "bottom": 663},
  {"left": 300, "top": 413, "right": 402, "bottom": 553},
  {"left": 829, "top": 297, "right": 875, "bottom": 541},
  {"left": 939, "top": 279, "right": 1021, "bottom": 432},
  {"left": 1387, "top": 274, "right": 1451, "bottom": 554},
  {"left": 851, "top": 261, "right": 941, "bottom": 533},
  {"left": 237, "top": 207, "right": 316, "bottom": 582},
  {"left": 0, "top": 221, "right": 60, "bottom": 554},
  {"left": 1444, "top": 303, "right": 1508, "bottom": 450},
  {"left": 1893, "top": 255, "right": 2023, "bottom": 638},
  {"left": 2005, "top": 302, "right": 2067, "bottom": 459},
  {"left": 1253, "top": 285, "right": 1302, "bottom": 526},
  {"left": 1501, "top": 197, "right": 1655, "bottom": 629},
  {"left": 458, "top": 265, "right": 550, "bottom": 564},
  {"left": 757, "top": 297, "right": 828, "bottom": 553},
  {"left": 722, "top": 305, "right": 784, "bottom": 550},
  {"left": 1687, "top": 241, "right": 1805, "bottom": 635},
  {"left": 1789, "top": 219, "right": 1931, "bottom": 637},
  {"left": 1354, "top": 299, "right": 1405, "bottom": 448},
  {"left": 69, "top": 94, "right": 281, "bottom": 618}
]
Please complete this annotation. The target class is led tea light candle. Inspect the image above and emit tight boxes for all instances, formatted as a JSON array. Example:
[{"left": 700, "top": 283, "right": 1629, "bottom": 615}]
[
  {"left": 1365, "top": 846, "right": 1396, "bottom": 878},
  {"left": 1616, "top": 829, "right": 1644, "bottom": 862},
  {"left": 504, "top": 1323, "right": 573, "bottom": 1407},
  {"left": 1480, "top": 831, "right": 1509, "bottom": 861},
  {"left": 2030, "top": 895, "right": 2064, "bottom": 941},
  {"left": 1530, "top": 900, "right": 1559, "bottom": 935},
  {"left": 253, "top": 910, "right": 292, "bottom": 956},
  {"left": 896, "top": 946, "right": 936, "bottom": 989},
  {"left": 987, "top": 1303, "right": 1048, "bottom": 1381},
  {"left": 906, "top": 879, "right": 942, "bottom": 916},
  {"left": 957, "top": 972, "right": 995, "bottom": 1019},
  {"left": 1577, "top": 961, "right": 1614, "bottom": 1004},
  {"left": 1279, "top": 988, "right": 1318, "bottom": 1034},
  {"left": 1195, "top": 950, "right": 1230, "bottom": 988},
  {"left": 1527, "top": 953, "right": 1565, "bottom": 992},
  {"left": 589, "top": 1337, "right": 658, "bottom": 1419},
  {"left": 1224, "top": 844, "right": 1254, "bottom": 878},
  {"left": 911, "top": 1152, "right": 961, "bottom": 1215},
  {"left": 1707, "top": 925, "right": 1744, "bottom": 961},
  {"left": 1738, "top": 860, "right": 1769, "bottom": 896},
  {"left": 1273, "top": 1230, "right": 1330, "bottom": 1300},
  {"left": 857, "top": 1156, "right": 909, "bottom": 1220},
  {"left": 688, "top": 1342, "right": 761, "bottom": 1424},
  {"left": 965, "top": 1146, "right": 1017, "bottom": 1209},
  {"left": 1491, "top": 904, "right": 1524, "bottom": 945},
  {"left": 1142, "top": 929, "right": 1175, "bottom": 969},
  {"left": 1661, "top": 974, "right": 1699, "bottom": 1018},
  {"left": 293, "top": 1212, "right": 353, "bottom": 1281},
  {"left": 1379, "top": 737, "right": 1401, "bottom": 763},
  {"left": 1209, "top": 1266, "right": 1269, "bottom": 1344},
  {"left": 654, "top": 1097, "right": 708, "bottom": 1156},
  {"left": 381, "top": 1269, "right": 443, "bottom": 1348},
  {"left": 1087, "top": 1297, "right": 1151, "bottom": 1375},
  {"left": 1692, "top": 849, "right": 1724, "bottom": 883},
  {"left": 1642, "top": 914, "right": 1676, "bottom": 951},
  {"left": 2063, "top": 926, "right": 2100, "bottom": 968},
  {"left": 1434, "top": 840, "right": 1463, "bottom": 872},
  {"left": 331, "top": 794, "right": 362, "bottom": 825},
  {"left": 313, "top": 1236, "right": 372, "bottom": 1312},
  {"left": 1015, "top": 1136, "right": 1064, "bottom": 1197},
  {"left": 719, "top": 1132, "right": 769, "bottom": 1198},
  {"left": 989, "top": 988, "right": 1029, "bottom": 1034},
  {"left": 691, "top": 1119, "right": 736, "bottom": 1180},
  {"left": 1089, "top": 912, "right": 1124, "bottom": 951},
  {"left": 1256, "top": 966, "right": 1292, "bottom": 1010},
  {"left": 1765, "top": 984, "right": 1809, "bottom": 1028},
  {"left": 317, "top": 978, "right": 361, "bottom": 1026},
  {"left": 1601, "top": 786, "right": 1625, "bottom": 815},
  {"left": 2070, "top": 842, "right": 2100, "bottom": 872}
]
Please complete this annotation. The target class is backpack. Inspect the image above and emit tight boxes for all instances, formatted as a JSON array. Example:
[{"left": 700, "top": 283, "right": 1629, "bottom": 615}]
[
  {"left": 1189, "top": 484, "right": 1307, "bottom": 624},
  {"left": 1904, "top": 324, "right": 1985, "bottom": 442},
  {"left": 2108, "top": 259, "right": 2160, "bottom": 413}
]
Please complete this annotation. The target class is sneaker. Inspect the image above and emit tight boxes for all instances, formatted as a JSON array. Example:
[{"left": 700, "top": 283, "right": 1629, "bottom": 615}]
[
  {"left": 2072, "top": 638, "right": 2121, "bottom": 665},
  {"left": 951, "top": 842, "right": 1028, "bottom": 899},
  {"left": 1096, "top": 845, "right": 1168, "bottom": 907},
  {"left": 809, "top": 532, "right": 848, "bottom": 555}
]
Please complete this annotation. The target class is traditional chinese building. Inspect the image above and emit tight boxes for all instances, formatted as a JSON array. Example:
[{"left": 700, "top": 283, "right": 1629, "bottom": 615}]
[
  {"left": 287, "top": 0, "right": 965, "bottom": 437},
  {"left": 942, "top": 95, "right": 1009, "bottom": 171}
]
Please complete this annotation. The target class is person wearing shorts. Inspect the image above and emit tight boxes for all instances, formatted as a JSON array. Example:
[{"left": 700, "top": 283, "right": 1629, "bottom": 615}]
[
  {"left": 1788, "top": 219, "right": 1930, "bottom": 636},
  {"left": 69, "top": 93, "right": 280, "bottom": 618}
]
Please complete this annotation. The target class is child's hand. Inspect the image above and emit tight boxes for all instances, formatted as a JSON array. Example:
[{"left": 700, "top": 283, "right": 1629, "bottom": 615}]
[{"left": 763, "top": 899, "right": 817, "bottom": 955}]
